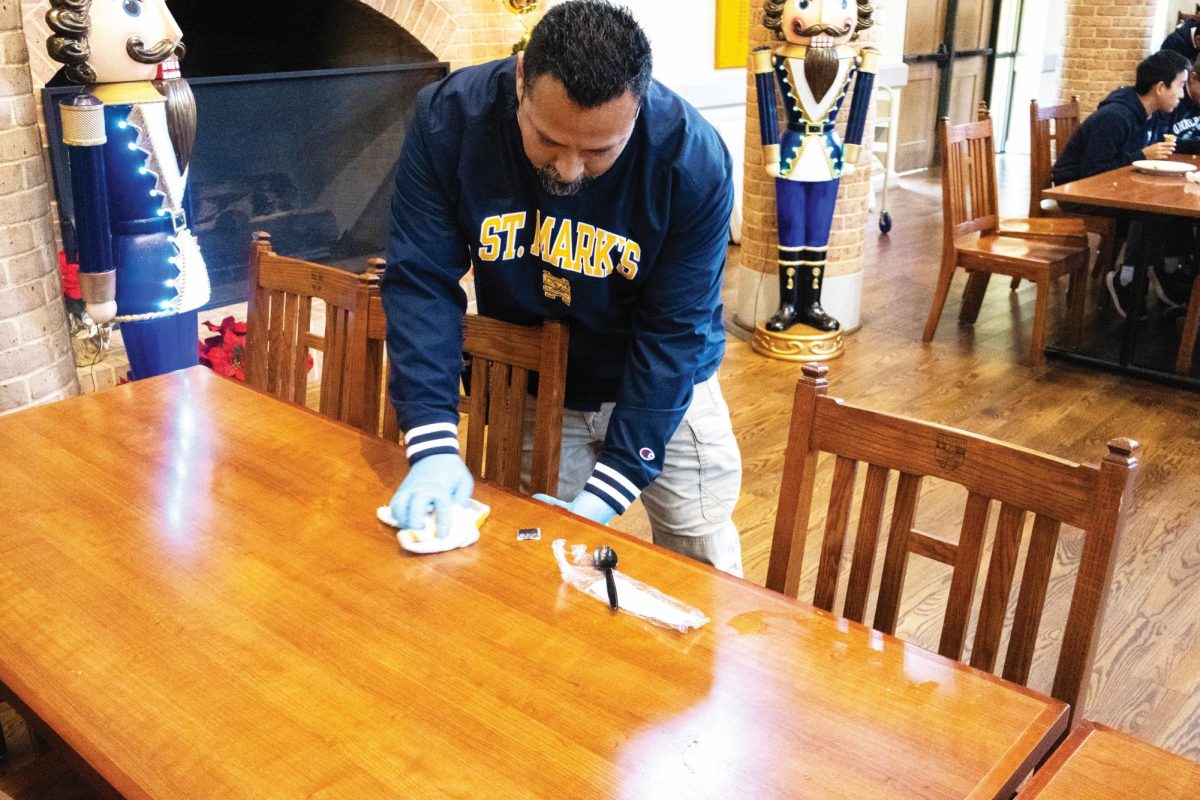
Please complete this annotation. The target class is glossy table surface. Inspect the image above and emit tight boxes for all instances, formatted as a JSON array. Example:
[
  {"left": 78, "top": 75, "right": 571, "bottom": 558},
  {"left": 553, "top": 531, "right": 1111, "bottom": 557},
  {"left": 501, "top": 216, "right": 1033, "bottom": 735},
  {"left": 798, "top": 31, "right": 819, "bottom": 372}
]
[
  {"left": 1017, "top": 721, "right": 1200, "bottom": 798},
  {"left": 1042, "top": 154, "right": 1200, "bottom": 217},
  {"left": 0, "top": 368, "right": 1067, "bottom": 799}
]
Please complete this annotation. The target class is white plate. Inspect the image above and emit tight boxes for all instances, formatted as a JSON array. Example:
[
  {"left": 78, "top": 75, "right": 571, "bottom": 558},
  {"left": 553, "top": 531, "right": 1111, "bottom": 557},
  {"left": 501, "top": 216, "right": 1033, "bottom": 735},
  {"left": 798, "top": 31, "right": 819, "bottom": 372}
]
[{"left": 1132, "top": 160, "right": 1197, "bottom": 176}]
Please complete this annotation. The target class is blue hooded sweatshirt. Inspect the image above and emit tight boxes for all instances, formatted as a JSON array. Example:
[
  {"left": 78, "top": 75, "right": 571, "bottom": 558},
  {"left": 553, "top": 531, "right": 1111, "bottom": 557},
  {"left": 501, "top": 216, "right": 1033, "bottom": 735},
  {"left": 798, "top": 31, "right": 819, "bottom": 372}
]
[
  {"left": 381, "top": 57, "right": 733, "bottom": 515},
  {"left": 1052, "top": 87, "right": 1164, "bottom": 184},
  {"left": 1161, "top": 21, "right": 1199, "bottom": 62}
]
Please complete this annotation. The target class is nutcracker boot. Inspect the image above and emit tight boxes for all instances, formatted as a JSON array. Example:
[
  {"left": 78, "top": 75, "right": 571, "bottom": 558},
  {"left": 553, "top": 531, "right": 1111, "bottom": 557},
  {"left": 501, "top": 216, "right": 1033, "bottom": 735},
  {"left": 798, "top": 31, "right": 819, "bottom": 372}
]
[
  {"left": 797, "top": 249, "right": 840, "bottom": 332},
  {"left": 766, "top": 246, "right": 804, "bottom": 332}
]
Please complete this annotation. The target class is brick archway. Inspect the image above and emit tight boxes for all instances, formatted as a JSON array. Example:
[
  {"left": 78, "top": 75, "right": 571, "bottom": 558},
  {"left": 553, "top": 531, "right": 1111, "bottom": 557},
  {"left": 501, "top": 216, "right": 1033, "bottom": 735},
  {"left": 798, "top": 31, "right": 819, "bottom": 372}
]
[
  {"left": 21, "top": 0, "right": 532, "bottom": 89},
  {"left": 356, "top": 0, "right": 457, "bottom": 61}
]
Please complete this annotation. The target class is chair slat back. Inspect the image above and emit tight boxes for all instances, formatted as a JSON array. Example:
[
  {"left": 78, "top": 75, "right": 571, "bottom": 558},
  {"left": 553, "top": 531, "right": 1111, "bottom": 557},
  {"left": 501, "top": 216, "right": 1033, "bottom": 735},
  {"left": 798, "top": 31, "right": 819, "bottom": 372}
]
[
  {"left": 361, "top": 286, "right": 568, "bottom": 496},
  {"left": 767, "top": 364, "right": 1139, "bottom": 721},
  {"left": 940, "top": 117, "right": 1001, "bottom": 242},
  {"left": 244, "top": 232, "right": 373, "bottom": 426},
  {"left": 1030, "top": 97, "right": 1082, "bottom": 216}
]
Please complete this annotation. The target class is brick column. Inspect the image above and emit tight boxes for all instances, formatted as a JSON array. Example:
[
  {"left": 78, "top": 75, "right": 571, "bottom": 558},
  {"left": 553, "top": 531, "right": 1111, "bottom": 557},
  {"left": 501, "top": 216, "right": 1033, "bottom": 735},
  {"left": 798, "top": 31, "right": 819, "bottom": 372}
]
[
  {"left": 0, "top": 1, "right": 78, "bottom": 414},
  {"left": 736, "top": 1, "right": 879, "bottom": 335},
  {"left": 1061, "top": 0, "right": 1160, "bottom": 116}
]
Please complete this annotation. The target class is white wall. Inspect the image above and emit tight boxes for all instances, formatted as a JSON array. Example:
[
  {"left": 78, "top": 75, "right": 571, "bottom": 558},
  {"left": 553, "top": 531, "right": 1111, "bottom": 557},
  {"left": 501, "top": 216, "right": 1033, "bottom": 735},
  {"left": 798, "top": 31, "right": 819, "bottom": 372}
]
[
  {"left": 878, "top": 0, "right": 908, "bottom": 66},
  {"left": 1164, "top": 0, "right": 1198, "bottom": 38}
]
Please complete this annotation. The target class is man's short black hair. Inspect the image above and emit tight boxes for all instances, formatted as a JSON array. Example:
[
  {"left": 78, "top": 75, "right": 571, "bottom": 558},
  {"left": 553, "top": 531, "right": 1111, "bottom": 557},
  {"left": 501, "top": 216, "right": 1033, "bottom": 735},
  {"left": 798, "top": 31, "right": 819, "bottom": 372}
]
[
  {"left": 1137, "top": 49, "right": 1190, "bottom": 95},
  {"left": 523, "top": 0, "right": 652, "bottom": 107}
]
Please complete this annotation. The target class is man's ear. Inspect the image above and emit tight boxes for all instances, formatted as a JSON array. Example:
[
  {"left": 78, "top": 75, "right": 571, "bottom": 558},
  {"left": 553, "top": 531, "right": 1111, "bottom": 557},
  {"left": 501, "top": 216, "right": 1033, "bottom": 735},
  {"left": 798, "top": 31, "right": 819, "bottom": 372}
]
[{"left": 515, "top": 50, "right": 525, "bottom": 102}]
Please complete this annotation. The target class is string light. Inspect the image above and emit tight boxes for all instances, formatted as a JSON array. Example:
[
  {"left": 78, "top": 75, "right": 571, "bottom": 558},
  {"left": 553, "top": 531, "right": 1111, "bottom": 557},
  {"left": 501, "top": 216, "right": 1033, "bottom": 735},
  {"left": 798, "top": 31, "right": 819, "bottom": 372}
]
[{"left": 127, "top": 142, "right": 138, "bottom": 151}]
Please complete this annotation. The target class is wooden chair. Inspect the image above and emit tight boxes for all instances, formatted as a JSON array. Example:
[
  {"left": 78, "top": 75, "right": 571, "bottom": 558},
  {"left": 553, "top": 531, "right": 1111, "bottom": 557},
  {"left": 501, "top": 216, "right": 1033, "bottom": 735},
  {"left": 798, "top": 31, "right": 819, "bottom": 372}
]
[
  {"left": 1027, "top": 98, "right": 1120, "bottom": 279},
  {"left": 244, "top": 232, "right": 375, "bottom": 428},
  {"left": 1176, "top": 274, "right": 1200, "bottom": 375},
  {"left": 924, "top": 116, "right": 1090, "bottom": 366},
  {"left": 361, "top": 273, "right": 569, "bottom": 496},
  {"left": 767, "top": 364, "right": 1139, "bottom": 721},
  {"left": 0, "top": 751, "right": 100, "bottom": 800},
  {"left": 971, "top": 101, "right": 1090, "bottom": 257}
]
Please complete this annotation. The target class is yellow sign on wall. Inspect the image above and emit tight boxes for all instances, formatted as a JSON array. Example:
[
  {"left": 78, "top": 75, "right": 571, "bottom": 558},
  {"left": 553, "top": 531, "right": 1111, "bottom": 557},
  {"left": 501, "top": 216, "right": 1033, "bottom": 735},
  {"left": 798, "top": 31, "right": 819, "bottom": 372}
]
[{"left": 714, "top": 0, "right": 750, "bottom": 70}]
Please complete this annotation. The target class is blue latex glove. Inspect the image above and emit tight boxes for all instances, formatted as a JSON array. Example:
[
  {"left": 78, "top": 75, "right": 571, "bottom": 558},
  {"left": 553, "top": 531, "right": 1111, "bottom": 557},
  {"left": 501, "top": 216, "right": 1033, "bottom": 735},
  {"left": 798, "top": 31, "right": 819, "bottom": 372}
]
[
  {"left": 389, "top": 454, "right": 474, "bottom": 539},
  {"left": 532, "top": 491, "right": 617, "bottom": 525}
]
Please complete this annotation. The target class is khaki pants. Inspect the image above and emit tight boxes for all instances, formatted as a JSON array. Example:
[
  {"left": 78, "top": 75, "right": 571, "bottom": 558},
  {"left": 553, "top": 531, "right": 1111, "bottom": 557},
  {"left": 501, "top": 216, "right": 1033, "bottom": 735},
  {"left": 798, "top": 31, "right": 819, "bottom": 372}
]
[{"left": 523, "top": 375, "right": 744, "bottom": 577}]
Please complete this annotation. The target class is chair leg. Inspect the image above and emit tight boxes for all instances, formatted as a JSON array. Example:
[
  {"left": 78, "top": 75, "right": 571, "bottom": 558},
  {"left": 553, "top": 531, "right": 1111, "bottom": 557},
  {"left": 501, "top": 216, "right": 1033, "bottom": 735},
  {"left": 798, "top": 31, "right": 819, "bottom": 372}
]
[
  {"left": 923, "top": 259, "right": 958, "bottom": 343},
  {"left": 1010, "top": 276, "right": 1022, "bottom": 290},
  {"left": 1067, "top": 264, "right": 1087, "bottom": 348},
  {"left": 1093, "top": 230, "right": 1115, "bottom": 278},
  {"left": 960, "top": 271, "right": 992, "bottom": 324},
  {"left": 1029, "top": 279, "right": 1050, "bottom": 366},
  {"left": 1176, "top": 273, "right": 1200, "bottom": 375}
]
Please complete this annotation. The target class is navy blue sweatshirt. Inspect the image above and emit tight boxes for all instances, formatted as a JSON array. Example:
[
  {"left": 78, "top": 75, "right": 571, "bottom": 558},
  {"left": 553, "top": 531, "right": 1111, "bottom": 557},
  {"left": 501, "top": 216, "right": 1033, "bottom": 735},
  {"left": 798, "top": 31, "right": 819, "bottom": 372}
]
[
  {"left": 1052, "top": 87, "right": 1163, "bottom": 184},
  {"left": 1162, "top": 21, "right": 1199, "bottom": 61},
  {"left": 1166, "top": 91, "right": 1200, "bottom": 154},
  {"left": 381, "top": 57, "right": 733, "bottom": 515}
]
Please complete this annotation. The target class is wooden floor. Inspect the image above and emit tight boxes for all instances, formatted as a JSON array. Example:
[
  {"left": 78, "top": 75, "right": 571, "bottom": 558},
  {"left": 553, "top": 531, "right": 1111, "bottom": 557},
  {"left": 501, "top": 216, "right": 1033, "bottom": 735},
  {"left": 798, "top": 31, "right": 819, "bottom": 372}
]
[{"left": 2, "top": 165, "right": 1198, "bottom": 796}]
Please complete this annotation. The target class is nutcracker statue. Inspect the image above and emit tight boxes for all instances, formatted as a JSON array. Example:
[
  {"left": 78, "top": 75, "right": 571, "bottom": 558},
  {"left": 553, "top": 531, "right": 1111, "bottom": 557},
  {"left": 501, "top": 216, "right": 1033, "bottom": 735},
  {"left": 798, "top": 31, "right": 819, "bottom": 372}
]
[
  {"left": 47, "top": 0, "right": 209, "bottom": 378},
  {"left": 751, "top": 0, "right": 877, "bottom": 361}
]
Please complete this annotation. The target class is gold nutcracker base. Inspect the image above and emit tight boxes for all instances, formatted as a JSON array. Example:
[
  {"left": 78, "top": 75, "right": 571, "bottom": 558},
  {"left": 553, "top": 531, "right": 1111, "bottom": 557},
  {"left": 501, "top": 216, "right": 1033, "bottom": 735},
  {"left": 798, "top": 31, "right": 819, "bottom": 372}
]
[{"left": 752, "top": 323, "right": 844, "bottom": 362}]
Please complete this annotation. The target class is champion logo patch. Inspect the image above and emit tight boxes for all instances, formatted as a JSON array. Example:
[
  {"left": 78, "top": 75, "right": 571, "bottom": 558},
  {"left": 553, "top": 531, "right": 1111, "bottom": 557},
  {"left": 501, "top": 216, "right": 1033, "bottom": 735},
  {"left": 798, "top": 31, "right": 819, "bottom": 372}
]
[{"left": 638, "top": 447, "right": 655, "bottom": 461}]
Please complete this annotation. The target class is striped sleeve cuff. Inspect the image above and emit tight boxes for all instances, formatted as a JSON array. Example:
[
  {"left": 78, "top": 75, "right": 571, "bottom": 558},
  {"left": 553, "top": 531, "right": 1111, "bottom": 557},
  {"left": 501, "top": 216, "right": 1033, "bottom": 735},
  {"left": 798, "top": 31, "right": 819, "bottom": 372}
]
[
  {"left": 583, "top": 463, "right": 642, "bottom": 515},
  {"left": 403, "top": 422, "right": 459, "bottom": 464}
]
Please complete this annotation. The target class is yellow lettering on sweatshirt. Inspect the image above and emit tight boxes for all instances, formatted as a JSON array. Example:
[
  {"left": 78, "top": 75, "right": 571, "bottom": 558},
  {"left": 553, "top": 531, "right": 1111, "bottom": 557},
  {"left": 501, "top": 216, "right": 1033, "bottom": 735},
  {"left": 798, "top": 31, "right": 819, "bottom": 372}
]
[{"left": 477, "top": 215, "right": 502, "bottom": 261}]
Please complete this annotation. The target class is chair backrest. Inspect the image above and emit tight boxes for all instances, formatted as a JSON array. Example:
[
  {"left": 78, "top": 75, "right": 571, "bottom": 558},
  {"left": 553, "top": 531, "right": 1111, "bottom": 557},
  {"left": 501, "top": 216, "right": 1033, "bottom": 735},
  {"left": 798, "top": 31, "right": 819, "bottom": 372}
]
[
  {"left": 767, "top": 364, "right": 1139, "bottom": 720},
  {"left": 361, "top": 277, "right": 569, "bottom": 496},
  {"left": 244, "top": 231, "right": 375, "bottom": 427},
  {"left": 939, "top": 115, "right": 1001, "bottom": 247},
  {"left": 1029, "top": 97, "right": 1082, "bottom": 216}
]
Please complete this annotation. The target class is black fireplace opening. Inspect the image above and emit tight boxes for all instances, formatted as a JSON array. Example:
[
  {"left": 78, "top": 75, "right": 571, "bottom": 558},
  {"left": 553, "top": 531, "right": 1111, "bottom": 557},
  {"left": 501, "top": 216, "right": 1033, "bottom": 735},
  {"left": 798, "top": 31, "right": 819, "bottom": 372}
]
[{"left": 43, "top": 0, "right": 448, "bottom": 308}]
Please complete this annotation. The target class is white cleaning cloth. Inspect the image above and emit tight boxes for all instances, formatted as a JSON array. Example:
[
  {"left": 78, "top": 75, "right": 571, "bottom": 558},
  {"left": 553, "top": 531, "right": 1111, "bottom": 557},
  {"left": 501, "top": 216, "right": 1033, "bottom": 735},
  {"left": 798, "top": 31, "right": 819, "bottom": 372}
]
[{"left": 376, "top": 500, "right": 490, "bottom": 554}]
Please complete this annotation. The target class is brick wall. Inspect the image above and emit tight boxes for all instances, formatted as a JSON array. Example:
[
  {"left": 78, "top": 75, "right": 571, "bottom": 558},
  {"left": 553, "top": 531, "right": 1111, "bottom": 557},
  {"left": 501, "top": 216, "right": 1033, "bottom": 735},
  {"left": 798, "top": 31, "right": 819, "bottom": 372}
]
[
  {"left": 0, "top": 0, "right": 77, "bottom": 415},
  {"left": 1060, "top": 0, "right": 1161, "bottom": 116},
  {"left": 741, "top": 2, "right": 879, "bottom": 299}
]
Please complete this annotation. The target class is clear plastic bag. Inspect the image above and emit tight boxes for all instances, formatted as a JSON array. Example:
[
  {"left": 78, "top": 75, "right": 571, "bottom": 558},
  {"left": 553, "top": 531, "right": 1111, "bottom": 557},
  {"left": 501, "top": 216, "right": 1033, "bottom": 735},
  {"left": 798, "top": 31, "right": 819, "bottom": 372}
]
[{"left": 552, "top": 539, "right": 710, "bottom": 633}]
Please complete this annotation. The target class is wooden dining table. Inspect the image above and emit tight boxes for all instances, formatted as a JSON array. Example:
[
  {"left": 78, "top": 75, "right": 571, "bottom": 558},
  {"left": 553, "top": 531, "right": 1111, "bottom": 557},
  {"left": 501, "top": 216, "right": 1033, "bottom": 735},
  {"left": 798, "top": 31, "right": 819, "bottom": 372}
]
[
  {"left": 1016, "top": 720, "right": 1200, "bottom": 798},
  {"left": 0, "top": 368, "right": 1068, "bottom": 799},
  {"left": 1042, "top": 154, "right": 1200, "bottom": 387}
]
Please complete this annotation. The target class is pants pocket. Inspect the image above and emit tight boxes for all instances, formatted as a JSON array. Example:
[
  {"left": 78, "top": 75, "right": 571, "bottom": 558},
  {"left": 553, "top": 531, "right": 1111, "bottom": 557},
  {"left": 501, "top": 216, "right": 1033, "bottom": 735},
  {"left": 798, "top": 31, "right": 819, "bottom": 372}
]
[{"left": 686, "top": 410, "right": 742, "bottom": 525}]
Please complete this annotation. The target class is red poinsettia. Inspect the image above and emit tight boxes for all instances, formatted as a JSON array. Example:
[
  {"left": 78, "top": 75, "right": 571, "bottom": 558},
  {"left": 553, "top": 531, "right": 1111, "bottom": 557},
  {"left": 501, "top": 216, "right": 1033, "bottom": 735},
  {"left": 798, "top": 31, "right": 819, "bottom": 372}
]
[
  {"left": 199, "top": 316, "right": 247, "bottom": 381},
  {"left": 58, "top": 250, "right": 81, "bottom": 301},
  {"left": 198, "top": 317, "right": 313, "bottom": 382}
]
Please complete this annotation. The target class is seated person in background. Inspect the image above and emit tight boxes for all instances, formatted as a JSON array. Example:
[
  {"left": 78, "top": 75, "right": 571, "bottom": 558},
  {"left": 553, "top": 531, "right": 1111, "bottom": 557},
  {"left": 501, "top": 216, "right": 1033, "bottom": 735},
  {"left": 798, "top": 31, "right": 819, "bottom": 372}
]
[
  {"left": 1051, "top": 50, "right": 1189, "bottom": 317},
  {"left": 1162, "top": 18, "right": 1200, "bottom": 62},
  {"left": 1165, "top": 56, "right": 1200, "bottom": 152},
  {"left": 1052, "top": 50, "right": 1187, "bottom": 185},
  {"left": 1157, "top": 57, "right": 1200, "bottom": 308}
]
